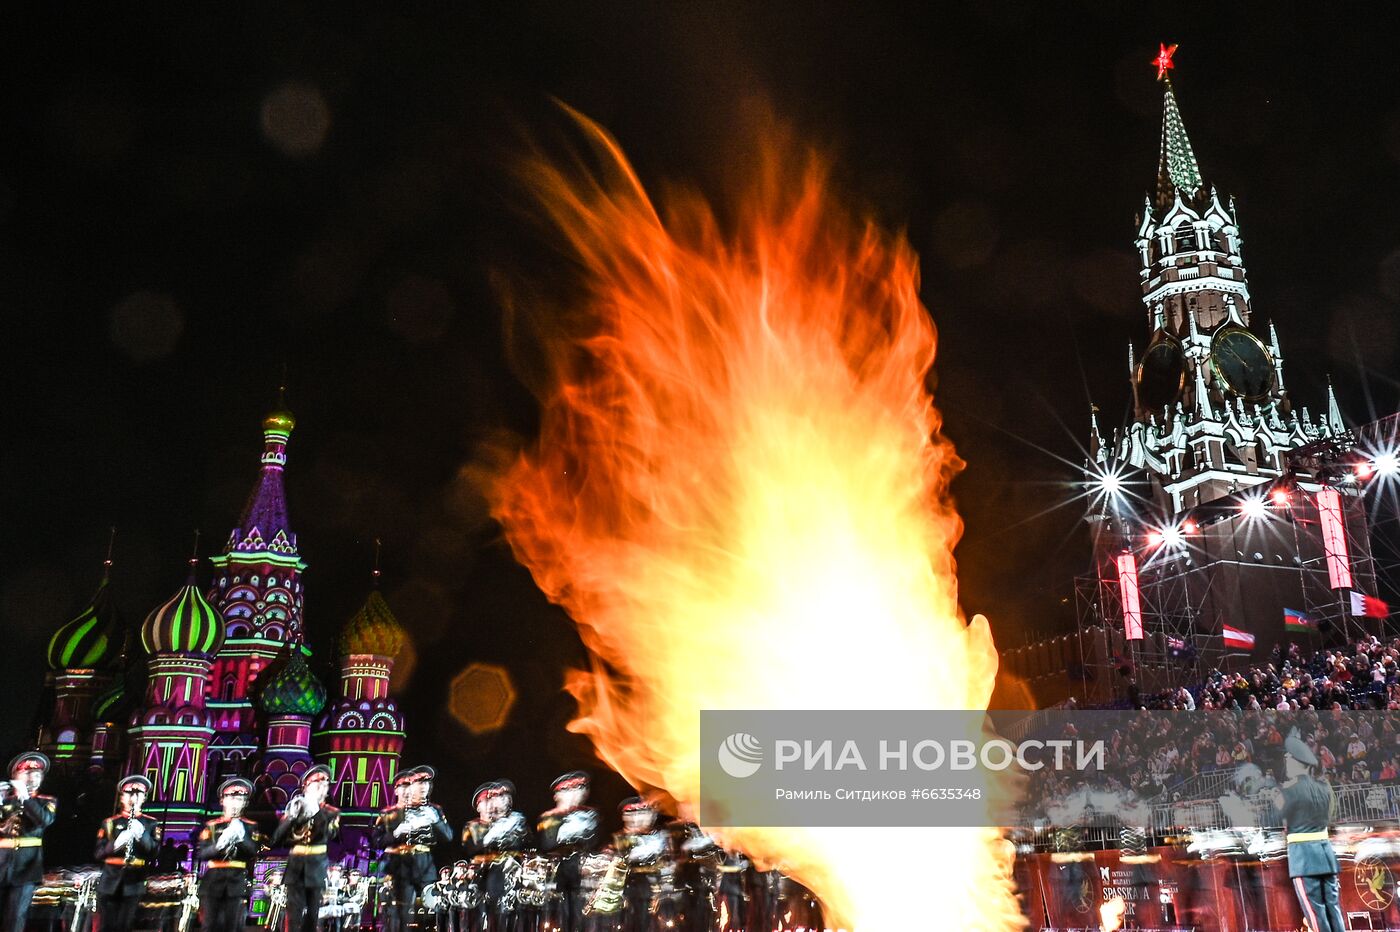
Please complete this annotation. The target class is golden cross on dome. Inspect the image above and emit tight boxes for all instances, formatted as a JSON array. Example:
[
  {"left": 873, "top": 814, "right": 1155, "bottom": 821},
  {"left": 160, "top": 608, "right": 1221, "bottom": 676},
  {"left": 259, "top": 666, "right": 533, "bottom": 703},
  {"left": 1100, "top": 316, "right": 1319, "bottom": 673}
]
[{"left": 1153, "top": 43, "right": 1179, "bottom": 81}]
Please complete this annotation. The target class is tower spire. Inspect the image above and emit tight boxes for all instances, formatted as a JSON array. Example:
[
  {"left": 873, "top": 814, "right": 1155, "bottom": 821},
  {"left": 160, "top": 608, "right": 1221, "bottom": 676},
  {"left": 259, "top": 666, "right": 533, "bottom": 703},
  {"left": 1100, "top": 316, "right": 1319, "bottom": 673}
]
[
  {"left": 1154, "top": 44, "right": 1203, "bottom": 208},
  {"left": 1326, "top": 375, "right": 1345, "bottom": 434}
]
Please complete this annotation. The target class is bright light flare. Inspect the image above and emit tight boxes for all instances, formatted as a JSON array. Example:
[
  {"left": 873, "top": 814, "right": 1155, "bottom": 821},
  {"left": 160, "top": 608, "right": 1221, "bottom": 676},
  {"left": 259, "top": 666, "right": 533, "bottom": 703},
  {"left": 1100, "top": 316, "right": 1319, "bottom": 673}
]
[
  {"left": 1239, "top": 496, "right": 1268, "bottom": 520},
  {"left": 1374, "top": 451, "right": 1400, "bottom": 477},
  {"left": 485, "top": 110, "right": 1022, "bottom": 929},
  {"left": 1270, "top": 488, "right": 1291, "bottom": 507}
]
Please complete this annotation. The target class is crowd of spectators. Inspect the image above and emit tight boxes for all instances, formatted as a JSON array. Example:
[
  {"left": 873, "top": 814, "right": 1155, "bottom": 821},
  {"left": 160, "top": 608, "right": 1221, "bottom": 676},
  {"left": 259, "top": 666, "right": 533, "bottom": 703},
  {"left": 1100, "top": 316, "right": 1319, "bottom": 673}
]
[{"left": 1021, "top": 637, "right": 1400, "bottom": 827}]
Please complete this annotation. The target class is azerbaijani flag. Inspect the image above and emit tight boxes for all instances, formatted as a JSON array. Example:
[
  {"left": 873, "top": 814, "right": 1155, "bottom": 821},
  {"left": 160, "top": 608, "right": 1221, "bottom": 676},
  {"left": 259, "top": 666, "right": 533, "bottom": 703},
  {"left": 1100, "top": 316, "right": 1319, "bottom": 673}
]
[
  {"left": 1284, "top": 608, "right": 1318, "bottom": 632},
  {"left": 1222, "top": 625, "right": 1256, "bottom": 650}
]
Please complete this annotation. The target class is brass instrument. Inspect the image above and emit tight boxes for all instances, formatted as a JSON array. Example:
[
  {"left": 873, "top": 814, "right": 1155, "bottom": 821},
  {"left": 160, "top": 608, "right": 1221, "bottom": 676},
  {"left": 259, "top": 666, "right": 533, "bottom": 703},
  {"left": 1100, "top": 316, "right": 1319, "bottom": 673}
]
[
  {"left": 70, "top": 874, "right": 99, "bottom": 932},
  {"left": 176, "top": 872, "right": 201, "bottom": 932},
  {"left": 516, "top": 855, "right": 558, "bottom": 908},
  {"left": 264, "top": 880, "right": 287, "bottom": 929},
  {"left": 580, "top": 853, "right": 628, "bottom": 916}
]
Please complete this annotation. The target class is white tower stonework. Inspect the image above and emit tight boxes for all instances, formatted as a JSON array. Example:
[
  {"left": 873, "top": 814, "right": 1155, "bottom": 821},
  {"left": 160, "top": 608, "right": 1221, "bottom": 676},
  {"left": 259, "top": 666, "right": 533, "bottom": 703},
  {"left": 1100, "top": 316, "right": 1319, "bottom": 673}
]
[
  {"left": 1091, "top": 65, "right": 1342, "bottom": 515},
  {"left": 1081, "top": 47, "right": 1374, "bottom": 674}
]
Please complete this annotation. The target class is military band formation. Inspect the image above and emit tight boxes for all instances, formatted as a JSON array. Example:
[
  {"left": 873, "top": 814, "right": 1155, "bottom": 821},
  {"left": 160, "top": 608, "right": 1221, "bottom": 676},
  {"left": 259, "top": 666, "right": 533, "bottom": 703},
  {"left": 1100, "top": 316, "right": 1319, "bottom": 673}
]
[{"left": 1, "top": 753, "right": 815, "bottom": 932}]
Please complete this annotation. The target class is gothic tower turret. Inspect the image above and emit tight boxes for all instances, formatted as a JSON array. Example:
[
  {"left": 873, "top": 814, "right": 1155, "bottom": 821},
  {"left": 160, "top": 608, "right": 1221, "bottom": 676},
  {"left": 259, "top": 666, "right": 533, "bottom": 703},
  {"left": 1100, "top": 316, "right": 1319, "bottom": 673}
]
[
  {"left": 1083, "top": 45, "right": 1374, "bottom": 670},
  {"left": 206, "top": 396, "right": 307, "bottom": 790},
  {"left": 1095, "top": 46, "right": 1338, "bottom": 514}
]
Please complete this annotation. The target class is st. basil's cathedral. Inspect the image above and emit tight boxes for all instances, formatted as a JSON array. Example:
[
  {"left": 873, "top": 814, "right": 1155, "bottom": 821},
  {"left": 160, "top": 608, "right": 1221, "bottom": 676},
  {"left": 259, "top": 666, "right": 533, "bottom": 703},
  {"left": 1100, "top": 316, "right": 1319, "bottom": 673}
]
[{"left": 32, "top": 401, "right": 407, "bottom": 864}]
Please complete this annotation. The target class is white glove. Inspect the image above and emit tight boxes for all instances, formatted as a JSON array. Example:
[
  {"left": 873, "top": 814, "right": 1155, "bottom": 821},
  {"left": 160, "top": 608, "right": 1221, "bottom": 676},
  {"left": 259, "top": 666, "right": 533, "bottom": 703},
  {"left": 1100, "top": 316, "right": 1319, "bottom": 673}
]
[
  {"left": 556, "top": 810, "right": 597, "bottom": 845},
  {"left": 128, "top": 820, "right": 146, "bottom": 839},
  {"left": 393, "top": 821, "right": 411, "bottom": 837},
  {"left": 286, "top": 797, "right": 307, "bottom": 821},
  {"left": 217, "top": 821, "right": 244, "bottom": 848},
  {"left": 626, "top": 833, "right": 664, "bottom": 864},
  {"left": 113, "top": 828, "right": 136, "bottom": 849},
  {"left": 482, "top": 811, "right": 524, "bottom": 847},
  {"left": 12, "top": 782, "right": 29, "bottom": 803}
]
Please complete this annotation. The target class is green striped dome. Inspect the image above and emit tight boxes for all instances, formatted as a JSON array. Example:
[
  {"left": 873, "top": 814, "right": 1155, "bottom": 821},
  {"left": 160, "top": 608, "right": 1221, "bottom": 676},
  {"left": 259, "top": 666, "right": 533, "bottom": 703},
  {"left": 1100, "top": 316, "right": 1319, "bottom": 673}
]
[
  {"left": 47, "top": 579, "right": 123, "bottom": 671},
  {"left": 338, "top": 591, "right": 405, "bottom": 657},
  {"left": 141, "top": 580, "right": 225, "bottom": 656},
  {"left": 259, "top": 647, "right": 327, "bottom": 715}
]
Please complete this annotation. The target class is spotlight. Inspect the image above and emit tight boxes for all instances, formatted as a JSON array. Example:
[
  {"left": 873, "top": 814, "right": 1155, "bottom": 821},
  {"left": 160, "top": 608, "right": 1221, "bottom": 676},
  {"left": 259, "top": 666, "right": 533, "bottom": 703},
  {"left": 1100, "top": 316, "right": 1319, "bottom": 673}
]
[
  {"left": 1239, "top": 497, "right": 1268, "bottom": 520},
  {"left": 1160, "top": 525, "right": 1185, "bottom": 549},
  {"left": 1145, "top": 529, "right": 1165, "bottom": 548},
  {"left": 1375, "top": 452, "right": 1399, "bottom": 477},
  {"left": 1270, "top": 488, "right": 1291, "bottom": 507},
  {"left": 1356, "top": 461, "right": 1375, "bottom": 480},
  {"left": 1182, "top": 520, "right": 1198, "bottom": 535}
]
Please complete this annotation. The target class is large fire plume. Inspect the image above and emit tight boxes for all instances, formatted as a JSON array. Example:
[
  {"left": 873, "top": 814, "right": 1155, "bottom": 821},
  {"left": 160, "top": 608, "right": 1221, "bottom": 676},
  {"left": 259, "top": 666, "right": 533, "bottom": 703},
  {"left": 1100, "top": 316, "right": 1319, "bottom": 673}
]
[{"left": 487, "top": 108, "right": 1024, "bottom": 929}]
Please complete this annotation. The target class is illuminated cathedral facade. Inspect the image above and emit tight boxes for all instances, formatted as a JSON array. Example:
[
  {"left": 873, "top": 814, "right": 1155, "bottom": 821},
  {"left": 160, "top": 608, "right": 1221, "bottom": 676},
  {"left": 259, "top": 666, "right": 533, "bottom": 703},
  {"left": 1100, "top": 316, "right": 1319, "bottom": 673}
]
[{"left": 36, "top": 403, "right": 408, "bottom": 851}]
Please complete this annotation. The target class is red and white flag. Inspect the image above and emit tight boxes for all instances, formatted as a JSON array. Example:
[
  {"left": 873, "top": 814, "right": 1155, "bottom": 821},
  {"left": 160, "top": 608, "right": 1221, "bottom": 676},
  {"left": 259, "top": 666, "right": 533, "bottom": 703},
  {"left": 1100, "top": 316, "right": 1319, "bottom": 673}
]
[
  {"left": 1222, "top": 625, "right": 1256, "bottom": 650},
  {"left": 1351, "top": 591, "right": 1390, "bottom": 618}
]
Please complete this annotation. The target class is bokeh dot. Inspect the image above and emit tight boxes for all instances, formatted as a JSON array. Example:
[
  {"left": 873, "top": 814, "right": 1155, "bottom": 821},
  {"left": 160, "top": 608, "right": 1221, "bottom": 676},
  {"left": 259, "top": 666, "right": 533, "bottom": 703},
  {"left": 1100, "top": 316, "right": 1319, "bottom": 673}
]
[
  {"left": 108, "top": 291, "right": 184, "bottom": 361},
  {"left": 448, "top": 663, "right": 517, "bottom": 735},
  {"left": 260, "top": 81, "right": 331, "bottom": 158}
]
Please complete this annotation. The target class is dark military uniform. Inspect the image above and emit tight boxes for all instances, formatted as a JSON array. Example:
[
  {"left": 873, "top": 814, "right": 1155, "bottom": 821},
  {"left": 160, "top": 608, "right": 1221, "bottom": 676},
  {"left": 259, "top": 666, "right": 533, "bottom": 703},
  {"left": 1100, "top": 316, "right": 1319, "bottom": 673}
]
[
  {"left": 1282, "top": 774, "right": 1343, "bottom": 932},
  {"left": 462, "top": 812, "right": 532, "bottom": 932},
  {"left": 94, "top": 811, "right": 162, "bottom": 932},
  {"left": 0, "top": 785, "right": 57, "bottom": 932},
  {"left": 271, "top": 800, "right": 341, "bottom": 932},
  {"left": 538, "top": 804, "right": 598, "bottom": 932},
  {"left": 196, "top": 814, "right": 262, "bottom": 932},
  {"left": 613, "top": 827, "right": 674, "bottom": 932},
  {"left": 373, "top": 802, "right": 453, "bottom": 932}
]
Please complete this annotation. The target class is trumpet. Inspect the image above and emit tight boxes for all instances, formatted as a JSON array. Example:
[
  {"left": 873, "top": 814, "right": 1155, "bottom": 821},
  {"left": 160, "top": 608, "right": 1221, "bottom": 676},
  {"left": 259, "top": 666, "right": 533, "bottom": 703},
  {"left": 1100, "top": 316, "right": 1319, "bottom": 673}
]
[
  {"left": 71, "top": 875, "right": 98, "bottom": 932},
  {"left": 176, "top": 873, "right": 200, "bottom": 932}
]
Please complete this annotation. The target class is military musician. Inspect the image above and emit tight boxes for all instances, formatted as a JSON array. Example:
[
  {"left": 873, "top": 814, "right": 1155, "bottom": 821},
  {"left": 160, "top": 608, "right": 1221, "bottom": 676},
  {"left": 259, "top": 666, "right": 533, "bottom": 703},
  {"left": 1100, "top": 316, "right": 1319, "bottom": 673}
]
[
  {"left": 271, "top": 765, "right": 341, "bottom": 932},
  {"left": 196, "top": 777, "right": 262, "bottom": 932},
  {"left": 94, "top": 774, "right": 161, "bottom": 932},
  {"left": 613, "top": 797, "right": 674, "bottom": 932},
  {"left": 1270, "top": 729, "right": 1345, "bottom": 932},
  {"left": 537, "top": 771, "right": 598, "bottom": 932},
  {"left": 374, "top": 766, "right": 452, "bottom": 932},
  {"left": 462, "top": 779, "right": 532, "bottom": 932},
  {"left": 0, "top": 751, "right": 57, "bottom": 932}
]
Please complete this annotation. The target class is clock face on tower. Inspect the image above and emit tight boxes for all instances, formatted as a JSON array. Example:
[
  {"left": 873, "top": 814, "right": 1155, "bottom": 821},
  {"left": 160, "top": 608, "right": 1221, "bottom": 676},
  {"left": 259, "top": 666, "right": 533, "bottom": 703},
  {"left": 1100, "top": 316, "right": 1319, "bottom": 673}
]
[
  {"left": 1135, "top": 336, "right": 1185, "bottom": 411},
  {"left": 1209, "top": 325, "right": 1275, "bottom": 400}
]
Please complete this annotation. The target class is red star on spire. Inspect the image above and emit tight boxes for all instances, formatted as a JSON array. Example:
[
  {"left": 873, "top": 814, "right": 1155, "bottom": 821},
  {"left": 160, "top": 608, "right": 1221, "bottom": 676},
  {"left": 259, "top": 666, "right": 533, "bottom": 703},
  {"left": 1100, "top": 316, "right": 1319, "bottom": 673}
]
[{"left": 1153, "top": 43, "right": 1178, "bottom": 81}]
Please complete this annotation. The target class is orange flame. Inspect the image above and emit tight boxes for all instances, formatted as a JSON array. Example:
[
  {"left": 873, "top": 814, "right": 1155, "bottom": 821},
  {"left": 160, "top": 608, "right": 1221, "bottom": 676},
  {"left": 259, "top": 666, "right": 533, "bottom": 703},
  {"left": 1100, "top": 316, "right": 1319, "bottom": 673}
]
[{"left": 487, "top": 107, "right": 1023, "bottom": 929}]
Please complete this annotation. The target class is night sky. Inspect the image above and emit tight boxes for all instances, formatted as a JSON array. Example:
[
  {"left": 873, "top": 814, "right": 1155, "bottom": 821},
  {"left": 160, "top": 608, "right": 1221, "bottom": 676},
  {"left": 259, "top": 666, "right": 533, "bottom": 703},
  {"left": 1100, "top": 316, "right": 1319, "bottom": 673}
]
[{"left": 7, "top": 4, "right": 1400, "bottom": 819}]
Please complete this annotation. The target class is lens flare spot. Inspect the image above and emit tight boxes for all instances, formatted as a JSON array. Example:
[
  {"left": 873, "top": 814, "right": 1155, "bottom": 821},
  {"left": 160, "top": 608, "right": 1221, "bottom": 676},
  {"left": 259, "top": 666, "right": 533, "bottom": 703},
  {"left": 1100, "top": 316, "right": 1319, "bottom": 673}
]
[{"left": 448, "top": 662, "right": 516, "bottom": 735}]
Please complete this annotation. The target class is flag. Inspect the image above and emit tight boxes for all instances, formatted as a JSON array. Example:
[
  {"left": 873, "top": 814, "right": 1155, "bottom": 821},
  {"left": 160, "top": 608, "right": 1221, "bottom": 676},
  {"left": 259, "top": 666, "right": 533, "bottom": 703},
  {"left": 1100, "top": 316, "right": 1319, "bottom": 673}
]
[
  {"left": 1284, "top": 608, "right": 1318, "bottom": 632},
  {"left": 1222, "top": 625, "right": 1255, "bottom": 650},
  {"left": 1351, "top": 592, "right": 1390, "bottom": 618}
]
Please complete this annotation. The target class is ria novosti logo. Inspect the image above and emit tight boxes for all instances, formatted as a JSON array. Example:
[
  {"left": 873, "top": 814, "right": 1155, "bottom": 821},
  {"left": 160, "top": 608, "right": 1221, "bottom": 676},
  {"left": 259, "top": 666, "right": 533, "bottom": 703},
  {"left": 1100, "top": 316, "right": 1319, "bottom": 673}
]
[{"left": 717, "top": 732, "right": 764, "bottom": 778}]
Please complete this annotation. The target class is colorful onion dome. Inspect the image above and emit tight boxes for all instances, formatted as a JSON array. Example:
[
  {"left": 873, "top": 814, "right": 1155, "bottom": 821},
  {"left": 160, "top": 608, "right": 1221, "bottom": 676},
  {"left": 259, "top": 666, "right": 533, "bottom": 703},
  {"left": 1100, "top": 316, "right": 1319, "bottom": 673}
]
[
  {"left": 338, "top": 591, "right": 405, "bottom": 657},
  {"left": 141, "top": 576, "right": 224, "bottom": 656},
  {"left": 262, "top": 404, "right": 296, "bottom": 435},
  {"left": 47, "top": 578, "right": 124, "bottom": 671},
  {"left": 259, "top": 647, "right": 327, "bottom": 716}
]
